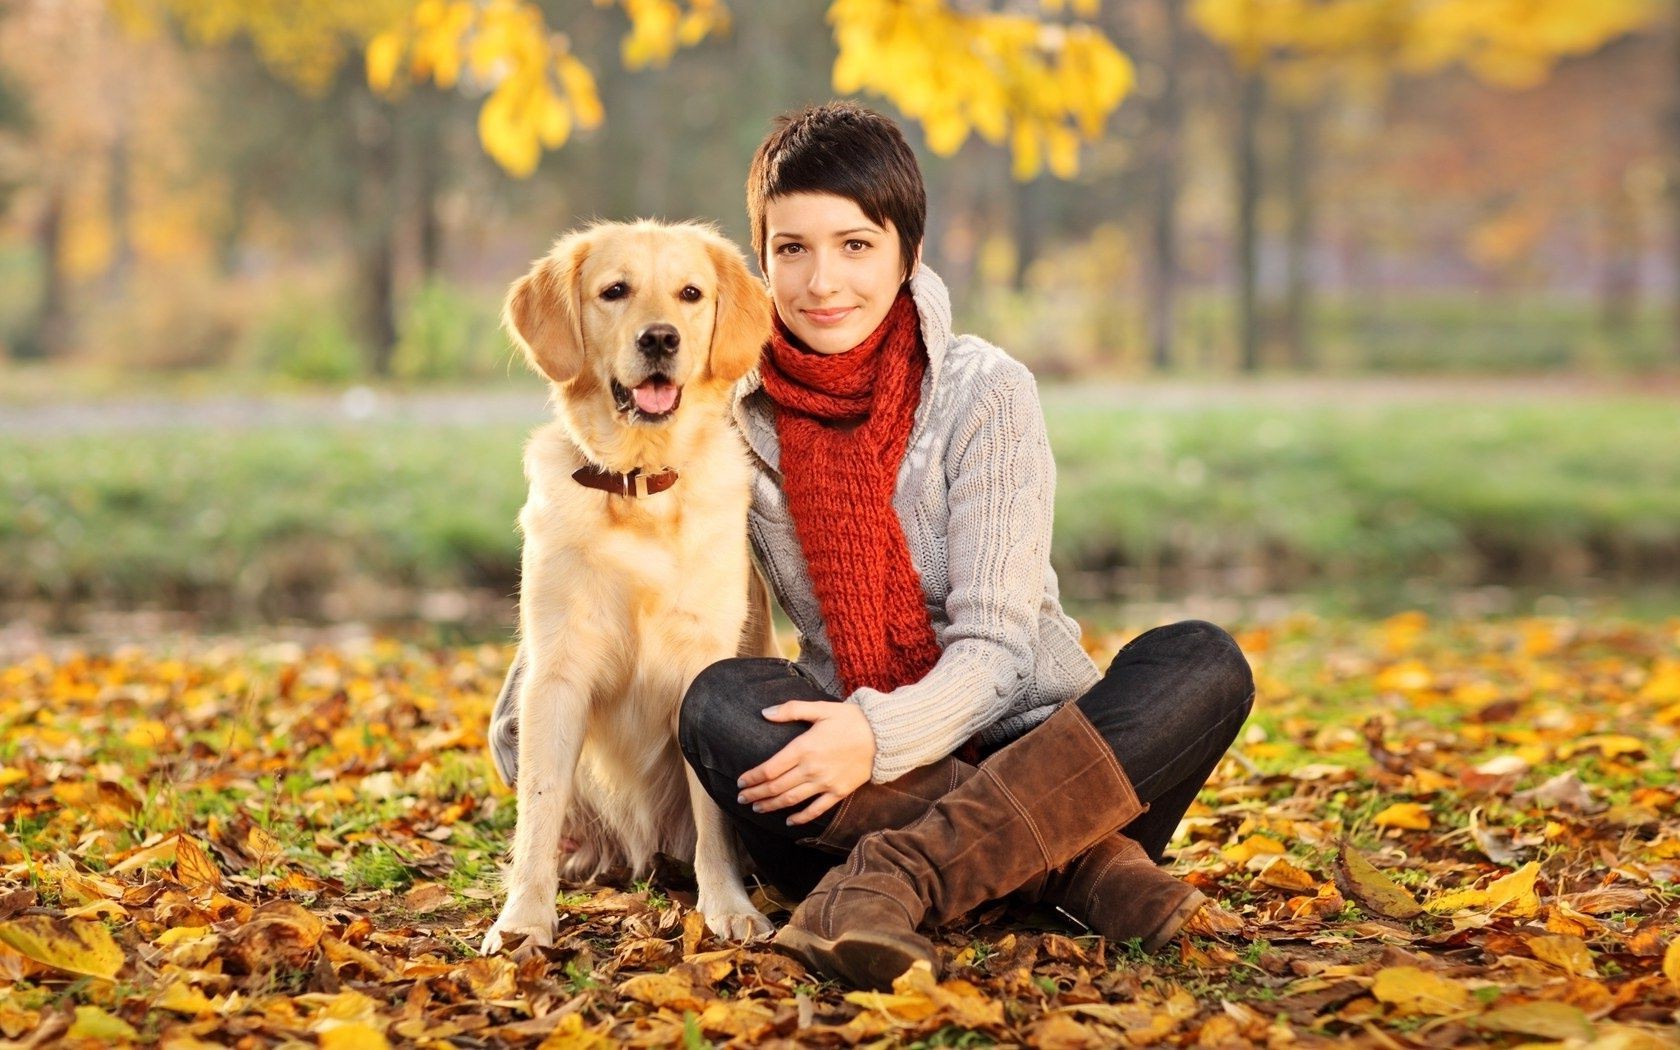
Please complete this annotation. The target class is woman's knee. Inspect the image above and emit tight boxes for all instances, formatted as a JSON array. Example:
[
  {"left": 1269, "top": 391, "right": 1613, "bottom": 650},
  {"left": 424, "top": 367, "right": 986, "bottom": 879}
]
[
  {"left": 678, "top": 657, "right": 813, "bottom": 772},
  {"left": 1124, "top": 619, "right": 1254, "bottom": 718}
]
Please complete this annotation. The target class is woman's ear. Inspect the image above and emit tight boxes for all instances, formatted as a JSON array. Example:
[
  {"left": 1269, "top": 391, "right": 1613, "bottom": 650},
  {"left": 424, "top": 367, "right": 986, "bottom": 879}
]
[
  {"left": 707, "top": 238, "right": 773, "bottom": 383},
  {"left": 504, "top": 232, "right": 590, "bottom": 384}
]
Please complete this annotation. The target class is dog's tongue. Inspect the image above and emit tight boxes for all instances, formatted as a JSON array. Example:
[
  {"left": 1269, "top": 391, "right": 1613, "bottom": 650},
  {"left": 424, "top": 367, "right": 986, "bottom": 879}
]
[{"left": 632, "top": 380, "right": 678, "bottom": 415}]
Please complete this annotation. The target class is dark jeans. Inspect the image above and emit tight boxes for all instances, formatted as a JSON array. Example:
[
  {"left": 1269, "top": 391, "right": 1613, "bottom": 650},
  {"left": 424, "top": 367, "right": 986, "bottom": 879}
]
[{"left": 677, "top": 619, "right": 1255, "bottom": 898}]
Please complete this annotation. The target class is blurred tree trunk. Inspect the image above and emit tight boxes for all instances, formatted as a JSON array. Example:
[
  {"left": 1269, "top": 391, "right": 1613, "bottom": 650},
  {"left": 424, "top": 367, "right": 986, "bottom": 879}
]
[
  {"left": 352, "top": 91, "right": 399, "bottom": 375},
  {"left": 1235, "top": 67, "right": 1265, "bottom": 372},
  {"left": 19, "top": 185, "right": 69, "bottom": 360},
  {"left": 1282, "top": 101, "right": 1319, "bottom": 370},
  {"left": 104, "top": 110, "right": 135, "bottom": 295},
  {"left": 1672, "top": 11, "right": 1680, "bottom": 360},
  {"left": 1599, "top": 175, "right": 1639, "bottom": 336},
  {"left": 1146, "top": 0, "right": 1185, "bottom": 371},
  {"left": 414, "top": 112, "right": 443, "bottom": 281},
  {"left": 1012, "top": 174, "right": 1044, "bottom": 292}
]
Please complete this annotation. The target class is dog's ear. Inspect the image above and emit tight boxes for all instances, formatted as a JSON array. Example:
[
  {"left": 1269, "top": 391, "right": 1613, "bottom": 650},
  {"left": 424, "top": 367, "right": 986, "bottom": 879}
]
[
  {"left": 505, "top": 234, "right": 589, "bottom": 384},
  {"left": 705, "top": 239, "right": 771, "bottom": 384}
]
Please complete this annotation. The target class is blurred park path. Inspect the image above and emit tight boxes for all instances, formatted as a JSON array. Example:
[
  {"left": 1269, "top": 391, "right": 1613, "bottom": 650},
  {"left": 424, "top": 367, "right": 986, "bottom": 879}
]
[{"left": 5, "top": 374, "right": 1674, "bottom": 435}]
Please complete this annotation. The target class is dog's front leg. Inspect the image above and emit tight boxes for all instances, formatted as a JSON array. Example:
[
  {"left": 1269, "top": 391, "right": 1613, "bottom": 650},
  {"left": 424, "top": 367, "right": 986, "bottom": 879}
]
[
  {"left": 482, "top": 666, "right": 586, "bottom": 953},
  {"left": 687, "top": 768, "right": 774, "bottom": 942}
]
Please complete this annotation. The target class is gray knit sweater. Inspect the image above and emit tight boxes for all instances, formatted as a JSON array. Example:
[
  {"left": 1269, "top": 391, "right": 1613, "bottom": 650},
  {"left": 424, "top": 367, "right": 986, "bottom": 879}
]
[{"left": 736, "top": 266, "right": 1100, "bottom": 783}]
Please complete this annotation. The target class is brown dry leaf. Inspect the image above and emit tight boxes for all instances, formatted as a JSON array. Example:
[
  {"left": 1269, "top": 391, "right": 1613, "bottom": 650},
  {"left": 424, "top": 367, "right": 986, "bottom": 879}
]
[
  {"left": 1370, "top": 965, "right": 1471, "bottom": 1016},
  {"left": 681, "top": 907, "right": 706, "bottom": 957},
  {"left": 0, "top": 916, "right": 124, "bottom": 979},
  {"left": 1028, "top": 1011, "right": 1111, "bottom": 1049},
  {"left": 1524, "top": 934, "right": 1597, "bottom": 977},
  {"left": 1474, "top": 1000, "right": 1594, "bottom": 1040},
  {"left": 226, "top": 900, "right": 324, "bottom": 971},
  {"left": 1253, "top": 856, "right": 1317, "bottom": 893},
  {"left": 617, "top": 970, "right": 713, "bottom": 1012},
  {"left": 401, "top": 881, "right": 451, "bottom": 914},
  {"left": 173, "top": 835, "right": 223, "bottom": 892},
  {"left": 1334, "top": 843, "right": 1424, "bottom": 920}
]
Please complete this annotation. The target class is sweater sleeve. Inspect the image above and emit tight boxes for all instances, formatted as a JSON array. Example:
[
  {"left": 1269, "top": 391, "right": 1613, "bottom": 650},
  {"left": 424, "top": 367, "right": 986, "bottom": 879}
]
[{"left": 849, "top": 369, "right": 1056, "bottom": 782}]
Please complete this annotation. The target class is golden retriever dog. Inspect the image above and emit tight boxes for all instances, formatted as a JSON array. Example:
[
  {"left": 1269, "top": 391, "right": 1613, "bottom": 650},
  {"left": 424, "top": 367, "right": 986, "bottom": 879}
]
[{"left": 482, "top": 220, "right": 775, "bottom": 952}]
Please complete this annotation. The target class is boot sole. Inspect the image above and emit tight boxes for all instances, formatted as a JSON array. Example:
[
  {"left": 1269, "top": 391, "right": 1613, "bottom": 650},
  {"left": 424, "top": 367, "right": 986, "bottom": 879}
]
[
  {"left": 1143, "top": 888, "right": 1208, "bottom": 953},
  {"left": 774, "top": 926, "right": 935, "bottom": 991}
]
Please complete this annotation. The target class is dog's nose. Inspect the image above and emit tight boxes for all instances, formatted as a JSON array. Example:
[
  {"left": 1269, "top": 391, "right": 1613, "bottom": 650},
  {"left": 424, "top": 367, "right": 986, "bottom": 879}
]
[{"left": 636, "top": 323, "right": 680, "bottom": 357}]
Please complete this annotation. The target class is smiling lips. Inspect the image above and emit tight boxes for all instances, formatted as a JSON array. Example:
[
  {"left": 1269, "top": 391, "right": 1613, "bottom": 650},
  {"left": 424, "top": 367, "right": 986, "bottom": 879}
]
[{"left": 802, "top": 306, "right": 856, "bottom": 326}]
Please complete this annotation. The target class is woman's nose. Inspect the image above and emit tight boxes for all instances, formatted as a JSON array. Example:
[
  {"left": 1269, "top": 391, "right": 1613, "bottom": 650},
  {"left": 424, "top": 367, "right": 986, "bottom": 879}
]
[{"left": 806, "top": 251, "right": 839, "bottom": 295}]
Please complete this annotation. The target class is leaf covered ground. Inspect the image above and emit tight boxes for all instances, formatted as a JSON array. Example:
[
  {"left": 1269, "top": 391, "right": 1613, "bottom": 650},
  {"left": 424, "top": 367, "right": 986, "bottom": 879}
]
[{"left": 1, "top": 615, "right": 1678, "bottom": 1047}]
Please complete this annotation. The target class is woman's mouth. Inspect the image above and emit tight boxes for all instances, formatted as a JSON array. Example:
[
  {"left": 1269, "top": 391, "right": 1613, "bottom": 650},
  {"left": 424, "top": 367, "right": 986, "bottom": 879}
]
[{"left": 802, "top": 307, "right": 856, "bottom": 326}]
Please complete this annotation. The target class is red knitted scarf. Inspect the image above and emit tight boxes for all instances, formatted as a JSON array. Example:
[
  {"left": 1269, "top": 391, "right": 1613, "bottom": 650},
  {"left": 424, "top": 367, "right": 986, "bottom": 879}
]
[{"left": 759, "top": 291, "right": 942, "bottom": 695}]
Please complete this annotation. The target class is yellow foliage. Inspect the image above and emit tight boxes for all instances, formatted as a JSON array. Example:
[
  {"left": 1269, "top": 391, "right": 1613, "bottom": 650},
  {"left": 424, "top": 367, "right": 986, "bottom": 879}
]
[
  {"left": 1191, "top": 0, "right": 1662, "bottom": 92},
  {"left": 829, "top": 0, "right": 1132, "bottom": 179}
]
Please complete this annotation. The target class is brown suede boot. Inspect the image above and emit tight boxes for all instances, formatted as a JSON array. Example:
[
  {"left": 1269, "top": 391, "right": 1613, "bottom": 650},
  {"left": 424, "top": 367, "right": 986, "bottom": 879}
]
[
  {"left": 1017, "top": 834, "right": 1208, "bottom": 951},
  {"left": 803, "top": 725, "right": 1215, "bottom": 958},
  {"left": 774, "top": 704, "right": 1145, "bottom": 989}
]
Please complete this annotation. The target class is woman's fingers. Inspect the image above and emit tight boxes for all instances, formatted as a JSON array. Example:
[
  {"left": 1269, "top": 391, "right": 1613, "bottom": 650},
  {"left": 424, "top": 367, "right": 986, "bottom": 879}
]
[
  {"left": 737, "top": 739, "right": 802, "bottom": 790},
  {"left": 739, "top": 766, "right": 808, "bottom": 807},
  {"left": 787, "top": 792, "right": 841, "bottom": 826},
  {"left": 763, "top": 700, "right": 833, "bottom": 723},
  {"left": 753, "top": 779, "right": 822, "bottom": 815}
]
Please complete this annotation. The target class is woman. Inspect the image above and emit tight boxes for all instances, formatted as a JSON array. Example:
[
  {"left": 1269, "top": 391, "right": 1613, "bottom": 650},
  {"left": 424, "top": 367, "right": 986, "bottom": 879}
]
[{"left": 492, "top": 101, "right": 1254, "bottom": 990}]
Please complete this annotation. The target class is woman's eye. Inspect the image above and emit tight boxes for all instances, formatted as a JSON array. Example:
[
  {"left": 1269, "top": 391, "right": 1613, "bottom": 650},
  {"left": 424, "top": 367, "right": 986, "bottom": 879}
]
[
  {"left": 846, "top": 239, "right": 870, "bottom": 252},
  {"left": 680, "top": 285, "right": 702, "bottom": 302},
  {"left": 601, "top": 282, "right": 629, "bottom": 301},
  {"left": 774, "top": 243, "right": 803, "bottom": 256}
]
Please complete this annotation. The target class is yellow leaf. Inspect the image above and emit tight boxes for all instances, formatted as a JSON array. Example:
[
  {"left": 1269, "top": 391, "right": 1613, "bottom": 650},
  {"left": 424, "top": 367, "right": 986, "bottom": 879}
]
[
  {"left": 1253, "top": 857, "right": 1317, "bottom": 893},
  {"left": 1373, "top": 803, "right": 1432, "bottom": 831},
  {"left": 68, "top": 1004, "right": 137, "bottom": 1041},
  {"left": 320, "top": 1024, "right": 389, "bottom": 1049},
  {"left": 366, "top": 31, "right": 405, "bottom": 94},
  {"left": 538, "top": 1012, "right": 617, "bottom": 1050},
  {"left": 1475, "top": 1001, "right": 1593, "bottom": 1040},
  {"left": 154, "top": 925, "right": 213, "bottom": 947},
  {"left": 174, "top": 835, "right": 223, "bottom": 891},
  {"left": 1333, "top": 844, "right": 1423, "bottom": 920},
  {"left": 1222, "top": 835, "right": 1286, "bottom": 864},
  {"left": 155, "top": 979, "right": 220, "bottom": 1017},
  {"left": 1524, "top": 934, "right": 1596, "bottom": 976},
  {"left": 1427, "top": 861, "right": 1541, "bottom": 918},
  {"left": 617, "top": 971, "right": 711, "bottom": 1012},
  {"left": 1665, "top": 938, "right": 1680, "bottom": 994},
  {"left": 0, "top": 917, "right": 124, "bottom": 980},
  {"left": 1370, "top": 966, "right": 1470, "bottom": 1016}
]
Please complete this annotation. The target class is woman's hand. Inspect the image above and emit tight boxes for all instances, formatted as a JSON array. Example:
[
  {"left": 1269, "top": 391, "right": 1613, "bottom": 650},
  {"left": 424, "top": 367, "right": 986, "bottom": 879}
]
[{"left": 737, "top": 702, "right": 876, "bottom": 825}]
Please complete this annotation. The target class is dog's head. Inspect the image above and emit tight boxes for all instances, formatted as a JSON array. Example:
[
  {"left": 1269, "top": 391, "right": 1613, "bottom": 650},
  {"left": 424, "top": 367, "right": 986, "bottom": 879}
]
[{"left": 503, "top": 220, "right": 770, "bottom": 426}]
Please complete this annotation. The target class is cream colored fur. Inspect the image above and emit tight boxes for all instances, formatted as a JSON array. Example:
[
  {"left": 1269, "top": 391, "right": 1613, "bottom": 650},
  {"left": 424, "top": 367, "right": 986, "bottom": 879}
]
[{"left": 482, "top": 221, "right": 776, "bottom": 953}]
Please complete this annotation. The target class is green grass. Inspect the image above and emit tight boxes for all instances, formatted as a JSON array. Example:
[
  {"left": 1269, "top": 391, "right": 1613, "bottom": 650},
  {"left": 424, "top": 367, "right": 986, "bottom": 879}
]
[{"left": 1, "top": 395, "right": 1676, "bottom": 623}]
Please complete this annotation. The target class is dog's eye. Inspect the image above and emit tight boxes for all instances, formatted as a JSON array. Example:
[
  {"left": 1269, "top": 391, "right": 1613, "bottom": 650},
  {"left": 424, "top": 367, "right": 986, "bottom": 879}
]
[
  {"left": 601, "top": 282, "right": 629, "bottom": 301},
  {"left": 680, "top": 286, "right": 703, "bottom": 303}
]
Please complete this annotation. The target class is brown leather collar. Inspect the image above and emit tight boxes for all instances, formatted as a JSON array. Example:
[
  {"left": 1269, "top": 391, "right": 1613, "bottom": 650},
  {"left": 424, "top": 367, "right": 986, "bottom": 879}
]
[{"left": 571, "top": 464, "right": 679, "bottom": 499}]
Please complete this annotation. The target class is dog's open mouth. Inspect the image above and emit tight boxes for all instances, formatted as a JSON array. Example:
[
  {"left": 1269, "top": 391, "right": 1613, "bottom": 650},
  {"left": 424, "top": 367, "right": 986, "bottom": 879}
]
[{"left": 611, "top": 375, "right": 683, "bottom": 422}]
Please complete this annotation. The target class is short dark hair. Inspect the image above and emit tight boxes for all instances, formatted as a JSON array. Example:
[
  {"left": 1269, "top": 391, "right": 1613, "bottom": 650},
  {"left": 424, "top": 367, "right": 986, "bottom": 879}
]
[{"left": 746, "top": 101, "right": 926, "bottom": 280}]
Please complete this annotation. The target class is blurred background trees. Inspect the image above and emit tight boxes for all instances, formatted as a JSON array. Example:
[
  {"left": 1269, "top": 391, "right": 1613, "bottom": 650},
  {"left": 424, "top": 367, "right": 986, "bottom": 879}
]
[{"left": 1, "top": 0, "right": 1675, "bottom": 380}]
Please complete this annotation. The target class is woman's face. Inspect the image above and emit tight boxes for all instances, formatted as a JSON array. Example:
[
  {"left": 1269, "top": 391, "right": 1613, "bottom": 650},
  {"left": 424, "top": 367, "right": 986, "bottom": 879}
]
[{"left": 764, "top": 192, "right": 914, "bottom": 356}]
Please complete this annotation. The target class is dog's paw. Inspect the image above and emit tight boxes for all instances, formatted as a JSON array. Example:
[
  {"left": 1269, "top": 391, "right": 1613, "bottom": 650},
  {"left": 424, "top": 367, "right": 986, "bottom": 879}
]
[
  {"left": 705, "top": 908, "right": 775, "bottom": 942},
  {"left": 481, "top": 902, "right": 557, "bottom": 954}
]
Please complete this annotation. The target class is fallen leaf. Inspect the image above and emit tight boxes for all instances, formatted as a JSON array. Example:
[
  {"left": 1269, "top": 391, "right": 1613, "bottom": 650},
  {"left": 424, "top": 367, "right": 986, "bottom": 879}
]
[
  {"left": 1254, "top": 856, "right": 1317, "bottom": 893},
  {"left": 1370, "top": 965, "right": 1470, "bottom": 1016},
  {"left": 401, "top": 881, "right": 451, "bottom": 914},
  {"left": 1426, "top": 862, "right": 1541, "bottom": 918},
  {"left": 67, "top": 1004, "right": 138, "bottom": 1040},
  {"left": 1475, "top": 1000, "right": 1594, "bottom": 1040},
  {"left": 1524, "top": 934, "right": 1596, "bottom": 977},
  {"left": 1663, "top": 939, "right": 1680, "bottom": 994},
  {"left": 1334, "top": 844, "right": 1423, "bottom": 920},
  {"left": 0, "top": 916, "right": 123, "bottom": 979},
  {"left": 174, "top": 835, "right": 223, "bottom": 892},
  {"left": 1372, "top": 803, "right": 1432, "bottom": 831}
]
